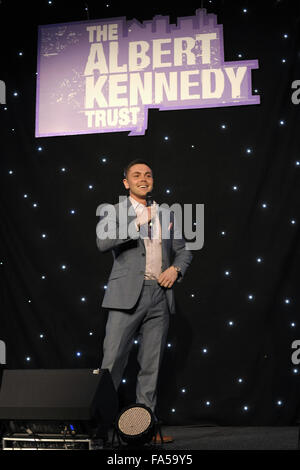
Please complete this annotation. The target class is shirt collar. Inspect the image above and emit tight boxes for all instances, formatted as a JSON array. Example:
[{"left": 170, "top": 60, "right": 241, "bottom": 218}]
[{"left": 129, "top": 195, "right": 146, "bottom": 210}]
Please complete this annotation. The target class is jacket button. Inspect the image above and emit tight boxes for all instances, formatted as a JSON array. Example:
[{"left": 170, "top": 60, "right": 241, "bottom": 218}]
[{"left": 141, "top": 253, "right": 145, "bottom": 256}]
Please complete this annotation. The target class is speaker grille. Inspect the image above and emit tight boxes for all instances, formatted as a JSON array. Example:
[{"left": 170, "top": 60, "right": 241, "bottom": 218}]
[{"left": 118, "top": 406, "right": 152, "bottom": 436}]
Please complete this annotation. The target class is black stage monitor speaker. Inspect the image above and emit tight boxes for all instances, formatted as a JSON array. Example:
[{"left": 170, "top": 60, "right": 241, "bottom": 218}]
[{"left": 0, "top": 369, "right": 118, "bottom": 437}]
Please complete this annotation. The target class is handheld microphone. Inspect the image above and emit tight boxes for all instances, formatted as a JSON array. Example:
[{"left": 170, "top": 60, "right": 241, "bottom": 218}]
[
  {"left": 145, "top": 192, "right": 153, "bottom": 238},
  {"left": 146, "top": 192, "right": 153, "bottom": 207}
]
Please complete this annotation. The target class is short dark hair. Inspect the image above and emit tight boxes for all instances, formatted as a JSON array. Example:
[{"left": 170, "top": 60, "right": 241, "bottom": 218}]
[{"left": 123, "top": 159, "right": 153, "bottom": 179}]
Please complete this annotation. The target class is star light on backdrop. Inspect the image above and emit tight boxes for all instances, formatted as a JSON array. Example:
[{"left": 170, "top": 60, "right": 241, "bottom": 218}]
[{"left": 0, "top": 0, "right": 299, "bottom": 425}]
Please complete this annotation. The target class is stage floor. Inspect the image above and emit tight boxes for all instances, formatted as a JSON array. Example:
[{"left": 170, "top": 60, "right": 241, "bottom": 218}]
[{"left": 109, "top": 425, "right": 299, "bottom": 450}]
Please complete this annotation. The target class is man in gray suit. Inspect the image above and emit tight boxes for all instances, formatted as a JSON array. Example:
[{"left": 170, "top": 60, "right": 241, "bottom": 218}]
[{"left": 96, "top": 159, "right": 193, "bottom": 441}]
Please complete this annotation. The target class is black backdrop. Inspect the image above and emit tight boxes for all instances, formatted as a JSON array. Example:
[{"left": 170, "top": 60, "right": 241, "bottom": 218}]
[{"left": 1, "top": 0, "right": 300, "bottom": 426}]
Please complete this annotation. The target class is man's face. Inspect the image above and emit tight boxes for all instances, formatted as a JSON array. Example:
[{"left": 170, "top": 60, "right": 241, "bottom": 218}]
[{"left": 123, "top": 164, "right": 153, "bottom": 201}]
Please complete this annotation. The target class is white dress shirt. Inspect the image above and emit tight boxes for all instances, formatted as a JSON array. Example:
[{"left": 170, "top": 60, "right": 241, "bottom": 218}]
[{"left": 129, "top": 196, "right": 162, "bottom": 280}]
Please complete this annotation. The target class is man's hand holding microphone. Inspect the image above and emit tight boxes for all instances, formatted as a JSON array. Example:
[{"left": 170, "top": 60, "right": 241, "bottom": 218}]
[{"left": 135, "top": 193, "right": 179, "bottom": 289}]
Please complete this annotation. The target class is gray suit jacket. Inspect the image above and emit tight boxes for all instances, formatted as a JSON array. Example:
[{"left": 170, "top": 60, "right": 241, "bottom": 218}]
[{"left": 96, "top": 196, "right": 193, "bottom": 314}]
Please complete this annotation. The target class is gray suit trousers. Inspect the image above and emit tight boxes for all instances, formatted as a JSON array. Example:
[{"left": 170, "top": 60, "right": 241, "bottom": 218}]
[{"left": 101, "top": 279, "right": 170, "bottom": 413}]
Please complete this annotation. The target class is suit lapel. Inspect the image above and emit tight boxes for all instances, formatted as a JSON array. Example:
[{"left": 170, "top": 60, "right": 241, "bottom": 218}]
[
  {"left": 126, "top": 196, "right": 145, "bottom": 253},
  {"left": 159, "top": 207, "right": 169, "bottom": 269}
]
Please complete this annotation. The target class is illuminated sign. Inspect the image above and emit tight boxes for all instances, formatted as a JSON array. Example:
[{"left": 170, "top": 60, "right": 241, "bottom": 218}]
[{"left": 35, "top": 8, "right": 259, "bottom": 137}]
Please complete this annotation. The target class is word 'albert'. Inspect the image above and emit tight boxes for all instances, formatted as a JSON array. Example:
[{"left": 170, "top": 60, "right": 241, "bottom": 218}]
[{"left": 84, "top": 32, "right": 218, "bottom": 75}]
